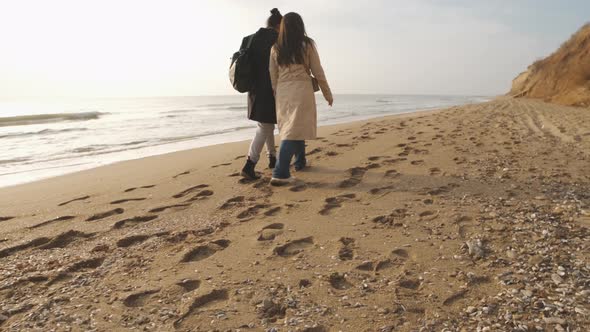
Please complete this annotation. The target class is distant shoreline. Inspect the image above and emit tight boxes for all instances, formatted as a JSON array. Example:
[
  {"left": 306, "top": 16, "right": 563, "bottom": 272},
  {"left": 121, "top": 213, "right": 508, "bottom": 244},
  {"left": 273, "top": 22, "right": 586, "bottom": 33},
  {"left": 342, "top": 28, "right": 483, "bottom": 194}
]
[
  {"left": 0, "top": 95, "right": 489, "bottom": 189},
  {"left": 0, "top": 104, "right": 450, "bottom": 189}
]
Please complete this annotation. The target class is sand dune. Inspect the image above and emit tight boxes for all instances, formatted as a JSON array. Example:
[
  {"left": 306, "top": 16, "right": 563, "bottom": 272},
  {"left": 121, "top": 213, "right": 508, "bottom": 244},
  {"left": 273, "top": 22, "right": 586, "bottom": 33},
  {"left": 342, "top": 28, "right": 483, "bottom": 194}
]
[{"left": 0, "top": 98, "right": 589, "bottom": 331}]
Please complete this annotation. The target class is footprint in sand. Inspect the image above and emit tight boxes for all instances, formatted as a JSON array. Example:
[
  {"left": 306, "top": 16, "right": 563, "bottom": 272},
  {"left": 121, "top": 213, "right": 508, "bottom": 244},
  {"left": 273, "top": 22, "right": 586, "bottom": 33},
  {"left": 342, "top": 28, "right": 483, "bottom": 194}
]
[
  {"left": 0, "top": 237, "right": 52, "bottom": 258},
  {"left": 264, "top": 206, "right": 282, "bottom": 216},
  {"left": 274, "top": 237, "right": 314, "bottom": 257},
  {"left": 429, "top": 167, "right": 442, "bottom": 176},
  {"left": 110, "top": 198, "right": 146, "bottom": 205},
  {"left": 238, "top": 176, "right": 261, "bottom": 185},
  {"left": 211, "top": 163, "right": 232, "bottom": 168},
  {"left": 0, "top": 216, "right": 15, "bottom": 223},
  {"left": 410, "top": 160, "right": 425, "bottom": 166},
  {"left": 374, "top": 259, "right": 395, "bottom": 272},
  {"left": 185, "top": 190, "right": 214, "bottom": 202},
  {"left": 373, "top": 208, "right": 409, "bottom": 227},
  {"left": 237, "top": 204, "right": 272, "bottom": 220},
  {"left": 339, "top": 167, "right": 367, "bottom": 188},
  {"left": 307, "top": 147, "right": 322, "bottom": 156},
  {"left": 442, "top": 289, "right": 469, "bottom": 306},
  {"left": 384, "top": 169, "right": 401, "bottom": 178},
  {"left": 123, "top": 289, "right": 161, "bottom": 307},
  {"left": 219, "top": 196, "right": 245, "bottom": 210},
  {"left": 290, "top": 181, "right": 325, "bottom": 193},
  {"left": 58, "top": 195, "right": 90, "bottom": 207},
  {"left": 414, "top": 149, "right": 430, "bottom": 155},
  {"left": 328, "top": 273, "right": 353, "bottom": 290},
  {"left": 383, "top": 157, "right": 406, "bottom": 165},
  {"left": 29, "top": 215, "right": 76, "bottom": 229},
  {"left": 112, "top": 215, "right": 158, "bottom": 229},
  {"left": 423, "top": 186, "right": 451, "bottom": 196},
  {"left": 180, "top": 239, "right": 230, "bottom": 263},
  {"left": 356, "top": 261, "right": 375, "bottom": 271},
  {"left": 369, "top": 185, "right": 395, "bottom": 195},
  {"left": 124, "top": 185, "right": 155, "bottom": 193},
  {"left": 419, "top": 210, "right": 438, "bottom": 221},
  {"left": 149, "top": 203, "right": 191, "bottom": 213},
  {"left": 174, "top": 289, "right": 229, "bottom": 329},
  {"left": 392, "top": 248, "right": 410, "bottom": 260},
  {"left": 66, "top": 257, "right": 105, "bottom": 272},
  {"left": 116, "top": 231, "right": 170, "bottom": 248},
  {"left": 356, "top": 249, "right": 409, "bottom": 274},
  {"left": 173, "top": 184, "right": 209, "bottom": 199},
  {"left": 338, "top": 237, "right": 355, "bottom": 260},
  {"left": 366, "top": 163, "right": 381, "bottom": 169},
  {"left": 86, "top": 208, "right": 124, "bottom": 222},
  {"left": 173, "top": 171, "right": 190, "bottom": 179},
  {"left": 398, "top": 278, "right": 421, "bottom": 290},
  {"left": 258, "top": 223, "right": 284, "bottom": 241},
  {"left": 453, "top": 157, "right": 466, "bottom": 165},
  {"left": 319, "top": 193, "right": 356, "bottom": 215},
  {"left": 38, "top": 230, "right": 95, "bottom": 250},
  {"left": 0, "top": 274, "right": 49, "bottom": 291},
  {"left": 48, "top": 257, "right": 106, "bottom": 285},
  {"left": 252, "top": 179, "right": 272, "bottom": 189},
  {"left": 175, "top": 279, "right": 201, "bottom": 292},
  {"left": 290, "top": 184, "right": 308, "bottom": 192},
  {"left": 375, "top": 248, "right": 411, "bottom": 273}
]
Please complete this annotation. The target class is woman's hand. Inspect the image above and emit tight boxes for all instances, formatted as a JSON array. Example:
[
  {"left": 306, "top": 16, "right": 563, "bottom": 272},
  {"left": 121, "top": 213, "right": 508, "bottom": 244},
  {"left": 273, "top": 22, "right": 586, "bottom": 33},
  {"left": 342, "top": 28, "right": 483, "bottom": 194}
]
[{"left": 327, "top": 97, "right": 333, "bottom": 107}]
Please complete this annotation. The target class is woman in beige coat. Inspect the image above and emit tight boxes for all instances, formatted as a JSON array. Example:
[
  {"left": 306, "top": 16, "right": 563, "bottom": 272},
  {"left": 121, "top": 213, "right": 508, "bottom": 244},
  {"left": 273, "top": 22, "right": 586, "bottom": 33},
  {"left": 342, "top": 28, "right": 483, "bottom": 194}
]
[{"left": 269, "top": 12, "right": 333, "bottom": 185}]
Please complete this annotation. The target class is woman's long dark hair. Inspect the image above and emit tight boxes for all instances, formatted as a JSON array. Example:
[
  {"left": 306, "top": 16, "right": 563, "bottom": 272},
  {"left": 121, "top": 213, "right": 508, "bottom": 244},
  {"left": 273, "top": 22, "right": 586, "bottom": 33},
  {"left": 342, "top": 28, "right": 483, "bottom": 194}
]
[{"left": 276, "top": 12, "right": 314, "bottom": 66}]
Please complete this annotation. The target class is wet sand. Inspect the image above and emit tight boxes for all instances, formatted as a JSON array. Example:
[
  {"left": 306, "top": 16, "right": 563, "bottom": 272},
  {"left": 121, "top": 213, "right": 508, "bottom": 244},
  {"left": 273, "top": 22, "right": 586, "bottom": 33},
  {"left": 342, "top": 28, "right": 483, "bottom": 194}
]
[{"left": 0, "top": 98, "right": 589, "bottom": 331}]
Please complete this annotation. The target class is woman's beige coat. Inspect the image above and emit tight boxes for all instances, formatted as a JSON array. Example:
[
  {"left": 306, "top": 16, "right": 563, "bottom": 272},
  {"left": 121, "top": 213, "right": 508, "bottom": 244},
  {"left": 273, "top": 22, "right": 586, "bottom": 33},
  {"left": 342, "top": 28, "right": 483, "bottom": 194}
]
[{"left": 269, "top": 43, "right": 332, "bottom": 140}]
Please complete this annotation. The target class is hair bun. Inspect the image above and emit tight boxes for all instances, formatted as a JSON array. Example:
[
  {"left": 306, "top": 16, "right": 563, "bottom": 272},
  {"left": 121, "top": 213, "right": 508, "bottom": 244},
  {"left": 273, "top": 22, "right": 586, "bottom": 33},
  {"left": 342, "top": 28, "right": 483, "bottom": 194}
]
[{"left": 270, "top": 8, "right": 280, "bottom": 16}]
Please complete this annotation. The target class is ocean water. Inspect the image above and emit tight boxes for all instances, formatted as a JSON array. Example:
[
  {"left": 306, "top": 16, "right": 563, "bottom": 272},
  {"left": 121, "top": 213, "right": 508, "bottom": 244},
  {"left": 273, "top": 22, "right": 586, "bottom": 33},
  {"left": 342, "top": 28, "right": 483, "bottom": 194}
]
[{"left": 0, "top": 95, "right": 489, "bottom": 188}]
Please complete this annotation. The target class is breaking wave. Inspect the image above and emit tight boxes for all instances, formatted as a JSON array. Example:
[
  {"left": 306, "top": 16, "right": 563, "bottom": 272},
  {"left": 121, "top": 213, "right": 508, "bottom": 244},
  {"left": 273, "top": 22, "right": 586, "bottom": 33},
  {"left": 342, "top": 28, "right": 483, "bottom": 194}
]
[
  {"left": 0, "top": 112, "right": 105, "bottom": 127},
  {"left": 0, "top": 127, "right": 88, "bottom": 139}
]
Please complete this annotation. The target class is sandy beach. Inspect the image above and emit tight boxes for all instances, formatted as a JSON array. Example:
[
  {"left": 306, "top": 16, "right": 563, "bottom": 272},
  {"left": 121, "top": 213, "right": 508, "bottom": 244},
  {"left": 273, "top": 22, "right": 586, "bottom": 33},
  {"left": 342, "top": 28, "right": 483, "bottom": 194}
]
[{"left": 1, "top": 98, "right": 589, "bottom": 331}]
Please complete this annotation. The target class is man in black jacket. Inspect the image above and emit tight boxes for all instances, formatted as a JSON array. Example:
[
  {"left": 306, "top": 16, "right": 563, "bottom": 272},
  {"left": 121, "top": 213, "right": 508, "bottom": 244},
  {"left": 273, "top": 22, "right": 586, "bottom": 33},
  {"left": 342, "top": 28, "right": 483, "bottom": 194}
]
[{"left": 240, "top": 8, "right": 282, "bottom": 180}]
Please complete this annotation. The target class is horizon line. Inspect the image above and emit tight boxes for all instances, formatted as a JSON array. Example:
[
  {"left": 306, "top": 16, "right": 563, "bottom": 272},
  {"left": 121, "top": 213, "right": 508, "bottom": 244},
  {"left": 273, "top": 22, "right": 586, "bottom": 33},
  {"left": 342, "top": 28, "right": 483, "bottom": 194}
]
[{"left": 0, "top": 92, "right": 497, "bottom": 100}]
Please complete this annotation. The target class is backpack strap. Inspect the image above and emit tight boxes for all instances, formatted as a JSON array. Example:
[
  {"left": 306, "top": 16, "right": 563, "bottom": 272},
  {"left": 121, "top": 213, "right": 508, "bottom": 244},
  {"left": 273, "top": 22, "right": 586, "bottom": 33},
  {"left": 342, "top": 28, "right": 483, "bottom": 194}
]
[{"left": 245, "top": 34, "right": 255, "bottom": 49}]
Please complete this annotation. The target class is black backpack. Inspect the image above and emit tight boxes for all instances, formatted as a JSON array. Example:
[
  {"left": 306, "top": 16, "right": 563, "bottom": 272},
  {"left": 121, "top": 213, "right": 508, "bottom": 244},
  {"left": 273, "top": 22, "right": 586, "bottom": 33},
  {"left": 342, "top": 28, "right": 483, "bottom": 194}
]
[{"left": 229, "top": 34, "right": 255, "bottom": 93}]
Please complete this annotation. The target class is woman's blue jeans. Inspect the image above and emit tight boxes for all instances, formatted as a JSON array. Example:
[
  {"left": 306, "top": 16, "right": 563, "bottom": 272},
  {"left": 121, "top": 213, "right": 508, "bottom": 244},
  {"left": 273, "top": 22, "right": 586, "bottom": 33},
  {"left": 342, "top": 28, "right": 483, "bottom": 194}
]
[{"left": 272, "top": 140, "right": 306, "bottom": 179}]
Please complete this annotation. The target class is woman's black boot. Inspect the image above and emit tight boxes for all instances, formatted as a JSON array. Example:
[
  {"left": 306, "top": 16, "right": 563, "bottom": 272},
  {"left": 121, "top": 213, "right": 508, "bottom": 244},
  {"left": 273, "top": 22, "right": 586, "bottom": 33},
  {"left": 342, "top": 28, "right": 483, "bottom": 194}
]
[{"left": 241, "top": 158, "right": 261, "bottom": 180}]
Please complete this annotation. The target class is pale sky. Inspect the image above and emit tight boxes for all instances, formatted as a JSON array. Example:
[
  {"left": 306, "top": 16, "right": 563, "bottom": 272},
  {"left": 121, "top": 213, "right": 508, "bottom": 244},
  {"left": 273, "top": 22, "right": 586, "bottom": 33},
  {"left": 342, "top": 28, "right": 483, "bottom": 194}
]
[{"left": 0, "top": 0, "right": 588, "bottom": 98}]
